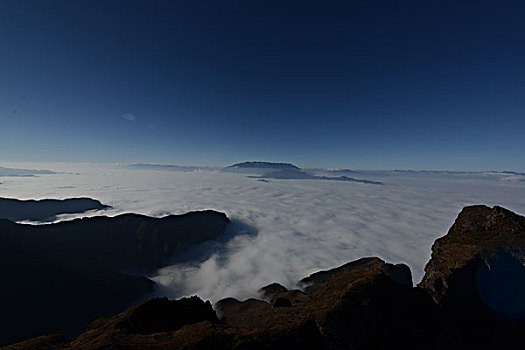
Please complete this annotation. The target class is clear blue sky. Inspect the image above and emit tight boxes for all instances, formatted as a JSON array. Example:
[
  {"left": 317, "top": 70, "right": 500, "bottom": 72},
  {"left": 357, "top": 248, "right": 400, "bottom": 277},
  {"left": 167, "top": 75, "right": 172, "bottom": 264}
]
[{"left": 1, "top": 0, "right": 524, "bottom": 170}]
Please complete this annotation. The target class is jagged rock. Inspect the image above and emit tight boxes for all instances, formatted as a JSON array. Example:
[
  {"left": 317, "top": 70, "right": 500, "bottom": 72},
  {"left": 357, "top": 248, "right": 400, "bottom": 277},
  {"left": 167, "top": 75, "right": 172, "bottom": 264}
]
[
  {"left": 216, "top": 257, "right": 432, "bottom": 349},
  {"left": 299, "top": 257, "right": 413, "bottom": 291},
  {"left": 419, "top": 205, "right": 525, "bottom": 305},
  {"left": 260, "top": 282, "right": 288, "bottom": 299},
  {"left": 5, "top": 257, "right": 428, "bottom": 350},
  {"left": 418, "top": 205, "right": 525, "bottom": 348},
  {"left": 258, "top": 282, "right": 309, "bottom": 306},
  {"left": 215, "top": 298, "right": 273, "bottom": 328}
]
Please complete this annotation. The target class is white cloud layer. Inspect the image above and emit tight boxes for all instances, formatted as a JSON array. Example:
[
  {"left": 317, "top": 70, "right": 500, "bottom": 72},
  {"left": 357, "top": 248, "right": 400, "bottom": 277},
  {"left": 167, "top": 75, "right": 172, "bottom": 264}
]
[{"left": 1, "top": 162, "right": 524, "bottom": 302}]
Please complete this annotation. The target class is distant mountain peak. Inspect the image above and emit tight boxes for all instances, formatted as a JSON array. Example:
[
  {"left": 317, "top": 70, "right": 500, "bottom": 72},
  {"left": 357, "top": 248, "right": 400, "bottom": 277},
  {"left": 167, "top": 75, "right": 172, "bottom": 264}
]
[{"left": 228, "top": 161, "right": 300, "bottom": 170}]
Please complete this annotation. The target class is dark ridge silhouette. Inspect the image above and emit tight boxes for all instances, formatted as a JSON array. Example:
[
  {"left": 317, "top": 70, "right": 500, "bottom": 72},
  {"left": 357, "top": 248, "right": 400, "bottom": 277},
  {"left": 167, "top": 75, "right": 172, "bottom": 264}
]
[
  {"left": 0, "top": 197, "right": 110, "bottom": 222},
  {"left": 127, "top": 297, "right": 219, "bottom": 334},
  {"left": 8, "top": 205, "right": 524, "bottom": 350},
  {"left": 227, "top": 161, "right": 300, "bottom": 170},
  {"left": 0, "top": 210, "right": 230, "bottom": 346}
]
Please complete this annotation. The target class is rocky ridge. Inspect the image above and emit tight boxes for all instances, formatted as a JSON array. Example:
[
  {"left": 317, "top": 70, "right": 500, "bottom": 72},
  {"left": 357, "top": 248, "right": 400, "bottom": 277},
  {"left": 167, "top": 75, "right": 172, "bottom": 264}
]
[
  {"left": 3, "top": 205, "right": 524, "bottom": 349},
  {"left": 0, "top": 196, "right": 110, "bottom": 221},
  {"left": 0, "top": 210, "right": 230, "bottom": 346}
]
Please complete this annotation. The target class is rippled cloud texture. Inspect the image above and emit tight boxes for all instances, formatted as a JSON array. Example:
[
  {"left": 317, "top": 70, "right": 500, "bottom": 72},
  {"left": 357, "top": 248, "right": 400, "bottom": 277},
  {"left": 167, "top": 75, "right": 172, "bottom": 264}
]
[{"left": 1, "top": 163, "right": 524, "bottom": 302}]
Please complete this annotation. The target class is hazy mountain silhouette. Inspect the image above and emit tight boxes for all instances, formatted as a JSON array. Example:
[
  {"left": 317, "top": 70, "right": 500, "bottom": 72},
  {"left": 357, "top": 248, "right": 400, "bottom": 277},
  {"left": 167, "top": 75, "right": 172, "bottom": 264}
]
[
  {"left": 126, "top": 162, "right": 383, "bottom": 184},
  {"left": 227, "top": 161, "right": 300, "bottom": 170},
  {"left": 226, "top": 162, "right": 382, "bottom": 184},
  {"left": 0, "top": 166, "right": 56, "bottom": 177},
  {"left": 127, "top": 163, "right": 217, "bottom": 172},
  {"left": 257, "top": 169, "right": 383, "bottom": 184},
  {"left": 0, "top": 197, "right": 110, "bottom": 222}
]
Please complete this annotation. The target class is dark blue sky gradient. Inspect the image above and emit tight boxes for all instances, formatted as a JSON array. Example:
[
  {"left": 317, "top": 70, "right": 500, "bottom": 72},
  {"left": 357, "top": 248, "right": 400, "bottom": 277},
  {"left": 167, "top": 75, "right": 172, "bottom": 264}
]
[{"left": 1, "top": 0, "right": 524, "bottom": 170}]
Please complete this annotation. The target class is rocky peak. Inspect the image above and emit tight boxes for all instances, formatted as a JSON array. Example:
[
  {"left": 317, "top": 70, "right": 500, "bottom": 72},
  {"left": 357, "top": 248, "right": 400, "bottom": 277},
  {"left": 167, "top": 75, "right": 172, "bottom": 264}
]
[
  {"left": 446, "top": 205, "right": 525, "bottom": 240},
  {"left": 419, "top": 205, "right": 525, "bottom": 304},
  {"left": 299, "top": 257, "right": 413, "bottom": 292}
]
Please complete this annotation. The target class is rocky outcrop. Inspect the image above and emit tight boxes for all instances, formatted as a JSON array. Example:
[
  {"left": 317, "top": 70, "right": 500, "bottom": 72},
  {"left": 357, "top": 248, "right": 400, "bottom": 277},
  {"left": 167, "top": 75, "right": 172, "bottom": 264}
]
[
  {"left": 0, "top": 196, "right": 110, "bottom": 221},
  {"left": 7, "top": 257, "right": 434, "bottom": 350},
  {"left": 126, "top": 297, "right": 219, "bottom": 334},
  {"left": 419, "top": 205, "right": 525, "bottom": 348},
  {"left": 0, "top": 210, "right": 230, "bottom": 346},
  {"left": 4, "top": 298, "right": 229, "bottom": 350},
  {"left": 419, "top": 205, "right": 525, "bottom": 303},
  {"left": 216, "top": 257, "right": 434, "bottom": 350},
  {"left": 3, "top": 205, "right": 524, "bottom": 349}
]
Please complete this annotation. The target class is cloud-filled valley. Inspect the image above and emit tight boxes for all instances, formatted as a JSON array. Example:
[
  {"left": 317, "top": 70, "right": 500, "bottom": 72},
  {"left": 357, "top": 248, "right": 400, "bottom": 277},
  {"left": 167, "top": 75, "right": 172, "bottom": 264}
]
[{"left": 1, "top": 163, "right": 524, "bottom": 303}]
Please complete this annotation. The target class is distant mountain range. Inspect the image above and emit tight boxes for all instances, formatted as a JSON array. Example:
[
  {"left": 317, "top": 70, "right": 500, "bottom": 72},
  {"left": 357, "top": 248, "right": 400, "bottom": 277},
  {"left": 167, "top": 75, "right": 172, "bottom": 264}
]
[
  {"left": 0, "top": 166, "right": 56, "bottom": 177},
  {"left": 227, "top": 161, "right": 301, "bottom": 170},
  {"left": 256, "top": 169, "right": 383, "bottom": 184},
  {"left": 126, "top": 162, "right": 525, "bottom": 184},
  {"left": 128, "top": 162, "right": 382, "bottom": 184},
  {"left": 128, "top": 163, "right": 217, "bottom": 172},
  {"left": 127, "top": 162, "right": 525, "bottom": 179},
  {"left": 230, "top": 162, "right": 382, "bottom": 184}
]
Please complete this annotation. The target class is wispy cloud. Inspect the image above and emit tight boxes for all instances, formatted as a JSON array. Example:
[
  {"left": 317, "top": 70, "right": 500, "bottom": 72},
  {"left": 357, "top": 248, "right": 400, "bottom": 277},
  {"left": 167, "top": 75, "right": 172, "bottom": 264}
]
[{"left": 122, "top": 113, "right": 136, "bottom": 121}]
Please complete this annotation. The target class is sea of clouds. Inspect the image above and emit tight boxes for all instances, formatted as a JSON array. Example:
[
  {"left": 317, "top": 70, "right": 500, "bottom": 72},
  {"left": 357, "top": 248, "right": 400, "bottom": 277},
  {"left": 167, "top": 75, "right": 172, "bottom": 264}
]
[{"left": 1, "top": 162, "right": 524, "bottom": 302}]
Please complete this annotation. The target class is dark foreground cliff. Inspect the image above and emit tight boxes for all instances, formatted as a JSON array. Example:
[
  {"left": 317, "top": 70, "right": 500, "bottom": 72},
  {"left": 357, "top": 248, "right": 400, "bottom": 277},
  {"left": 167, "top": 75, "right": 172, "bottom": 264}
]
[
  {"left": 3, "top": 205, "right": 524, "bottom": 349},
  {"left": 0, "top": 210, "right": 230, "bottom": 346}
]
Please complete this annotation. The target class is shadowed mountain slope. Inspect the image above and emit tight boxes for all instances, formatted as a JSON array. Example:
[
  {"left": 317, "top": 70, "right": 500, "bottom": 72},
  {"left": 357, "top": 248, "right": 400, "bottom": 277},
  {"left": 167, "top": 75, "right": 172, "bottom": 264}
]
[{"left": 0, "top": 210, "right": 230, "bottom": 346}]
